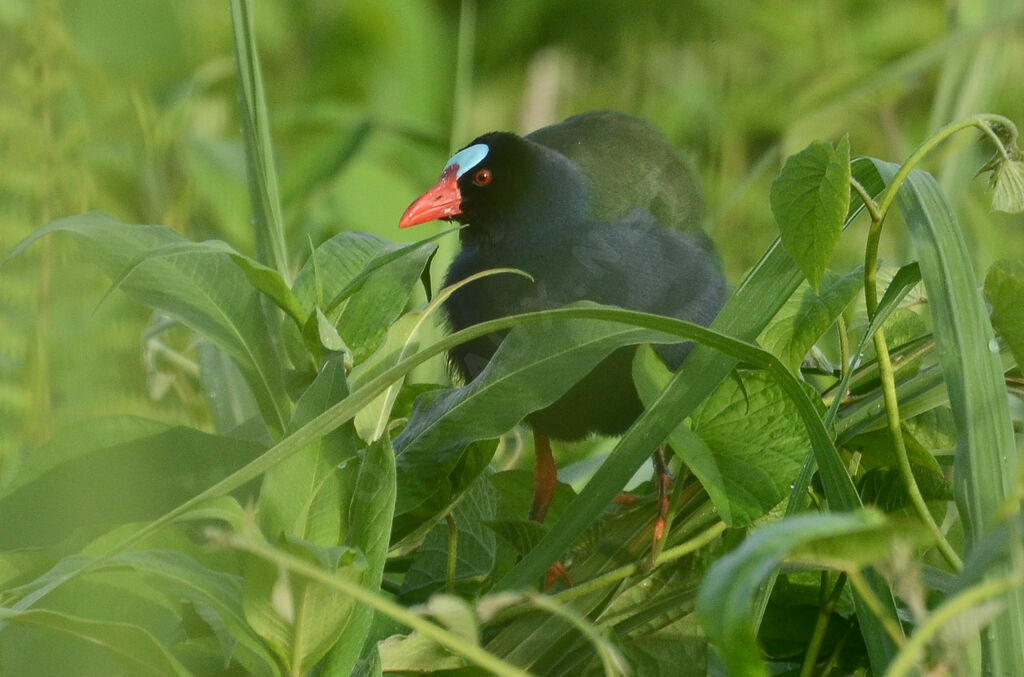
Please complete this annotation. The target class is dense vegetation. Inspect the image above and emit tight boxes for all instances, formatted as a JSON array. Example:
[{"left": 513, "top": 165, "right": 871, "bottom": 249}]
[{"left": 2, "top": 1, "right": 1023, "bottom": 675}]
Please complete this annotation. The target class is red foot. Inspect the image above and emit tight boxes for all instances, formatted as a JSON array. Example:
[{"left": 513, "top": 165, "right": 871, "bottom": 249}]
[
  {"left": 544, "top": 560, "right": 573, "bottom": 589},
  {"left": 613, "top": 492, "right": 641, "bottom": 505},
  {"left": 653, "top": 516, "right": 666, "bottom": 543}
]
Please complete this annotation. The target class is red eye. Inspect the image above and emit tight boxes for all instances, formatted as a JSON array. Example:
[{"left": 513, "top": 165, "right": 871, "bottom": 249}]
[{"left": 473, "top": 169, "right": 492, "bottom": 186}]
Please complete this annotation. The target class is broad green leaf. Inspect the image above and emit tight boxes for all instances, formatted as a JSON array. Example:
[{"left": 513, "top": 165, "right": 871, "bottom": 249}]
[
  {"left": 594, "top": 558, "right": 707, "bottom": 676},
  {"left": 378, "top": 631, "right": 466, "bottom": 672},
  {"left": 289, "top": 231, "right": 436, "bottom": 363},
  {"left": 0, "top": 425, "right": 265, "bottom": 549},
  {"left": 100, "top": 239, "right": 306, "bottom": 327},
  {"left": 696, "top": 510, "right": 890, "bottom": 677},
  {"left": 984, "top": 258, "right": 1024, "bottom": 368},
  {"left": 770, "top": 137, "right": 851, "bottom": 290},
  {"left": 860, "top": 465, "right": 953, "bottom": 512},
  {"left": 0, "top": 607, "right": 191, "bottom": 677},
  {"left": 242, "top": 535, "right": 365, "bottom": 674},
  {"left": 4, "top": 212, "right": 290, "bottom": 434},
  {"left": 109, "top": 550, "right": 280, "bottom": 677},
  {"left": 400, "top": 473, "right": 499, "bottom": 603},
  {"left": 196, "top": 341, "right": 269, "bottom": 444},
  {"left": 393, "top": 308, "right": 685, "bottom": 520},
  {"left": 327, "top": 435, "right": 397, "bottom": 677},
  {"left": 634, "top": 348, "right": 808, "bottom": 526},
  {"left": 260, "top": 353, "right": 357, "bottom": 545},
  {"left": 758, "top": 267, "right": 863, "bottom": 372}
]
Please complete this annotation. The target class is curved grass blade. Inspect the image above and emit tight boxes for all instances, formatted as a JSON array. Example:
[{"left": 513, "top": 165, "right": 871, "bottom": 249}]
[{"left": 868, "top": 159, "right": 1024, "bottom": 676}]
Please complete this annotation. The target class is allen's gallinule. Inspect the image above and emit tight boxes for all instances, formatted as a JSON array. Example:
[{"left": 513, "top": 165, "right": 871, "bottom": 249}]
[{"left": 400, "top": 111, "right": 726, "bottom": 553}]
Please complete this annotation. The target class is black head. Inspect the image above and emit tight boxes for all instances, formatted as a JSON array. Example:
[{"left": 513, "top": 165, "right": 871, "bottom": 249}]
[{"left": 399, "top": 131, "right": 586, "bottom": 237}]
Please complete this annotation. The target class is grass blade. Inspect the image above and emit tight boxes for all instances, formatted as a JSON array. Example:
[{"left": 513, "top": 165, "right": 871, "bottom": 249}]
[
  {"left": 872, "top": 160, "right": 1024, "bottom": 676},
  {"left": 230, "top": 0, "right": 290, "bottom": 282}
]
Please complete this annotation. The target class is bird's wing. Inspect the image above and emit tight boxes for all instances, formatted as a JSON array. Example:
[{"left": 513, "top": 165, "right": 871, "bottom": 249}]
[{"left": 525, "top": 111, "right": 706, "bottom": 234}]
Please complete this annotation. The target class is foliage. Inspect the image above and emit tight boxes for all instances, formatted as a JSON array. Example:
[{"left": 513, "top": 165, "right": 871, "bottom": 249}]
[{"left": 2, "top": 1, "right": 1024, "bottom": 676}]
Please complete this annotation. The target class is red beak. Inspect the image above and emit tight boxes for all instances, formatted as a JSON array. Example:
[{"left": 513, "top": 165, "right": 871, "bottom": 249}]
[{"left": 399, "top": 165, "right": 462, "bottom": 228}]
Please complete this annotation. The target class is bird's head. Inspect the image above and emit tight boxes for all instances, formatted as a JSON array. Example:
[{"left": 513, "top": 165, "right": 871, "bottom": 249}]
[{"left": 399, "top": 131, "right": 586, "bottom": 236}]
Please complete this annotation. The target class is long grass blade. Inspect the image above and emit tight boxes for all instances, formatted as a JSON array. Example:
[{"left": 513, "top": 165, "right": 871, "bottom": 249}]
[
  {"left": 230, "top": 0, "right": 290, "bottom": 282},
  {"left": 872, "top": 160, "right": 1024, "bottom": 676}
]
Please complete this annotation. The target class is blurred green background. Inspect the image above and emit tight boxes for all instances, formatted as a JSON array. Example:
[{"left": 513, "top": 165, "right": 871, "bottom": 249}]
[{"left": 2, "top": 0, "right": 1023, "bottom": 469}]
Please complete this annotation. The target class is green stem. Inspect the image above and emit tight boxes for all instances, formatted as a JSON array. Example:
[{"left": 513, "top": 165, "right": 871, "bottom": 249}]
[
  {"left": 872, "top": 327, "right": 963, "bottom": 570},
  {"left": 553, "top": 521, "right": 727, "bottom": 608},
  {"left": 873, "top": 114, "right": 1016, "bottom": 224},
  {"left": 885, "top": 574, "right": 1024, "bottom": 677},
  {"left": 853, "top": 117, "right": 1020, "bottom": 572},
  {"left": 847, "top": 569, "right": 906, "bottom": 648},
  {"left": 216, "top": 530, "right": 531, "bottom": 677},
  {"left": 836, "top": 313, "right": 851, "bottom": 381},
  {"left": 799, "top": 572, "right": 848, "bottom": 677},
  {"left": 446, "top": 513, "right": 458, "bottom": 595},
  {"left": 860, "top": 182, "right": 960, "bottom": 566}
]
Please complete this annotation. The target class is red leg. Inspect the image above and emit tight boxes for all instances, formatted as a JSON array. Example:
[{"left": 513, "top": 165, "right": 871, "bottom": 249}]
[
  {"left": 529, "top": 432, "right": 572, "bottom": 588},
  {"left": 652, "top": 446, "right": 673, "bottom": 546},
  {"left": 529, "top": 432, "right": 557, "bottom": 523}
]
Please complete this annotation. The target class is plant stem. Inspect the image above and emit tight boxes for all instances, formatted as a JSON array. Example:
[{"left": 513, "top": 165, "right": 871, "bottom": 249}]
[
  {"left": 837, "top": 314, "right": 851, "bottom": 381},
  {"left": 799, "top": 572, "right": 848, "bottom": 677},
  {"left": 872, "top": 326, "right": 963, "bottom": 570},
  {"left": 885, "top": 574, "right": 1024, "bottom": 677},
  {"left": 553, "top": 521, "right": 727, "bottom": 607},
  {"left": 217, "top": 530, "right": 531, "bottom": 677},
  {"left": 853, "top": 118, "right": 1020, "bottom": 572},
  {"left": 847, "top": 569, "right": 906, "bottom": 648},
  {"left": 873, "top": 114, "right": 1017, "bottom": 222},
  {"left": 446, "top": 513, "right": 458, "bottom": 595}
]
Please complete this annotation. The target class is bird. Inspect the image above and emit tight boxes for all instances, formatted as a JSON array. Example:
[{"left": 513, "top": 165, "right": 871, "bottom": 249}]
[{"left": 399, "top": 111, "right": 726, "bottom": 557}]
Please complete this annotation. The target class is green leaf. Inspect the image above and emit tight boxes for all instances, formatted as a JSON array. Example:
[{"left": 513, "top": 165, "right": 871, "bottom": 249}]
[
  {"left": 196, "top": 341, "right": 269, "bottom": 443},
  {"left": 696, "top": 510, "right": 890, "bottom": 677},
  {"left": 100, "top": 239, "right": 307, "bottom": 327},
  {"left": 758, "top": 267, "right": 863, "bottom": 372},
  {"left": 378, "top": 630, "right": 467, "bottom": 672},
  {"left": 985, "top": 258, "right": 1024, "bottom": 368},
  {"left": 634, "top": 348, "right": 809, "bottom": 526},
  {"left": 242, "top": 535, "right": 366, "bottom": 674},
  {"left": 329, "top": 435, "right": 398, "bottom": 677},
  {"left": 400, "top": 474, "right": 498, "bottom": 603},
  {"left": 230, "top": 0, "right": 289, "bottom": 281},
  {"left": 4, "top": 212, "right": 290, "bottom": 434},
  {"left": 0, "top": 424, "right": 266, "bottom": 549},
  {"left": 393, "top": 306, "right": 684, "bottom": 520},
  {"left": 770, "top": 137, "right": 851, "bottom": 290},
  {"left": 989, "top": 158, "right": 1024, "bottom": 213},
  {"left": 259, "top": 353, "right": 358, "bottom": 545},
  {"left": 109, "top": 550, "right": 281, "bottom": 677},
  {"left": 869, "top": 160, "right": 1024, "bottom": 676},
  {"left": 289, "top": 231, "right": 436, "bottom": 364},
  {"left": 860, "top": 465, "right": 953, "bottom": 512},
  {"left": 0, "top": 607, "right": 192, "bottom": 677}
]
